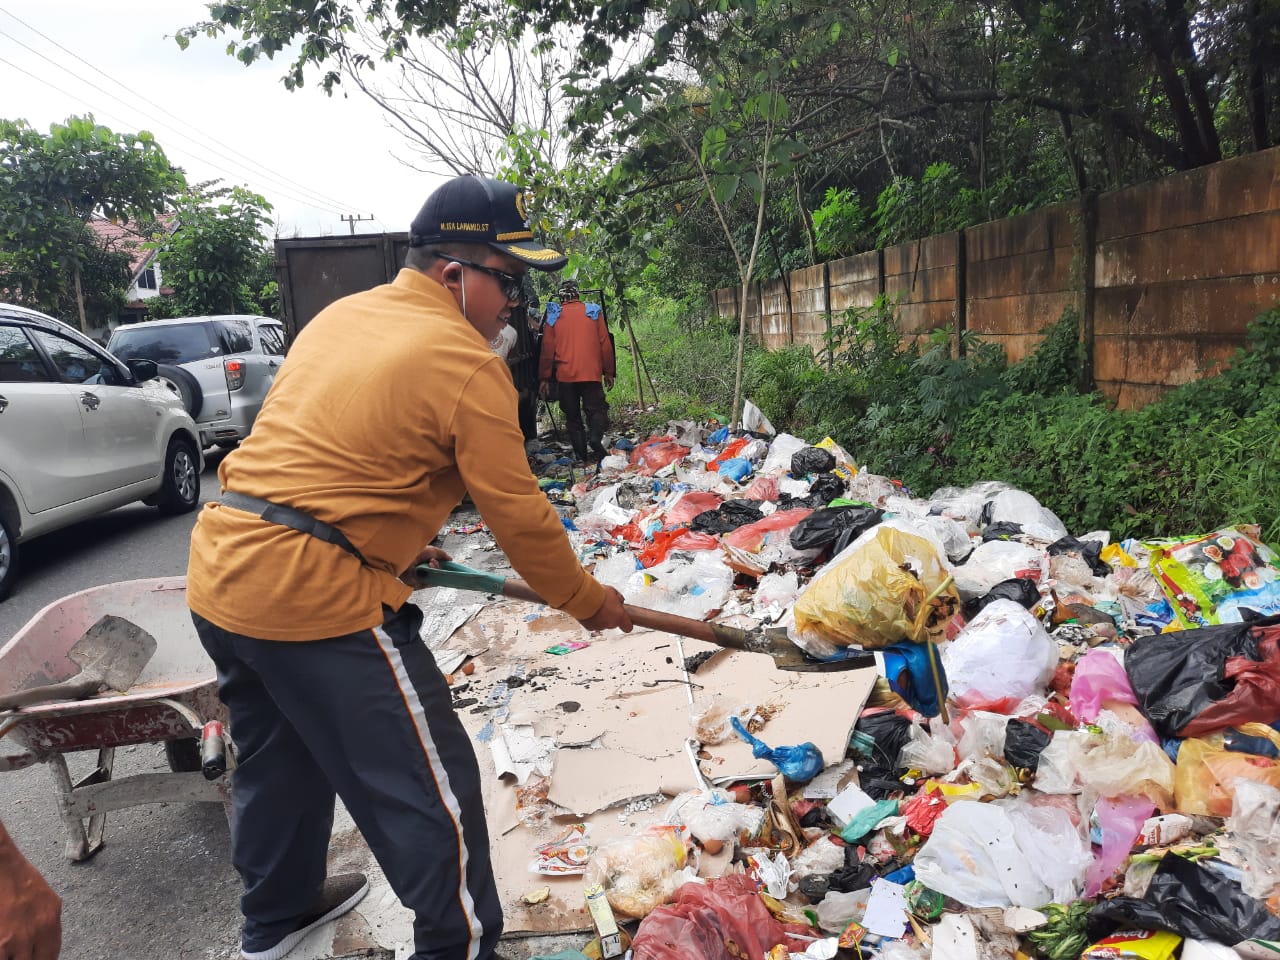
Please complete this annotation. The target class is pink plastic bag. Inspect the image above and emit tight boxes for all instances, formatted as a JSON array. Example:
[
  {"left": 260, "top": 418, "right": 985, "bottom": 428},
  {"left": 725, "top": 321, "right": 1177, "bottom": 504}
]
[
  {"left": 631, "top": 873, "right": 812, "bottom": 960},
  {"left": 1085, "top": 795, "right": 1154, "bottom": 896},
  {"left": 742, "top": 475, "right": 780, "bottom": 501},
  {"left": 722, "top": 509, "right": 813, "bottom": 552},
  {"left": 665, "top": 492, "right": 723, "bottom": 526},
  {"left": 1070, "top": 650, "right": 1138, "bottom": 724}
]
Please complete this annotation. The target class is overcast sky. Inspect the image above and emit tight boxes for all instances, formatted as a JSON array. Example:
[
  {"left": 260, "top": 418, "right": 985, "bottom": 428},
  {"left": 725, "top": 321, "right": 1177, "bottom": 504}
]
[{"left": 1, "top": 0, "right": 447, "bottom": 237}]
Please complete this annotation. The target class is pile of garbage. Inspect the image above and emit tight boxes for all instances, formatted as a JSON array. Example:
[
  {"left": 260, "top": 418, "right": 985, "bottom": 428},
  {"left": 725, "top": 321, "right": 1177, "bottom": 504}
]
[{"left": 516, "top": 414, "right": 1280, "bottom": 960}]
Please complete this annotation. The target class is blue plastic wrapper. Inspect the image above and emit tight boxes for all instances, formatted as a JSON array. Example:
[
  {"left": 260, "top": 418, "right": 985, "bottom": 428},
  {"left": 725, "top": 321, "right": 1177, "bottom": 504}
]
[
  {"left": 730, "top": 716, "right": 824, "bottom": 782},
  {"left": 717, "top": 457, "right": 752, "bottom": 482},
  {"left": 881, "top": 642, "right": 948, "bottom": 718},
  {"left": 709, "top": 426, "right": 730, "bottom": 444}
]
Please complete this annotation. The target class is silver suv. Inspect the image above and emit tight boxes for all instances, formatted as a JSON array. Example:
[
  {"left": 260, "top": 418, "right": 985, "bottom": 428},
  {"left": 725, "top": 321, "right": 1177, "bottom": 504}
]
[{"left": 108, "top": 315, "right": 286, "bottom": 449}]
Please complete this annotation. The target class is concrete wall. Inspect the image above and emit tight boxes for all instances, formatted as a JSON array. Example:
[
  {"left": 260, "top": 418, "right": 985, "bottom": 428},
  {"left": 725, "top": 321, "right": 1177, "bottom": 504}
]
[{"left": 709, "top": 146, "right": 1280, "bottom": 408}]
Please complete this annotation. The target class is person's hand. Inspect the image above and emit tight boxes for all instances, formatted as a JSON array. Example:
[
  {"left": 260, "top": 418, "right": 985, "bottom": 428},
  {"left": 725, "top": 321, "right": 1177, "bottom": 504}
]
[
  {"left": 539, "top": 381, "right": 550, "bottom": 399},
  {"left": 400, "top": 544, "right": 453, "bottom": 587},
  {"left": 604, "top": 375, "right": 614, "bottom": 390},
  {"left": 578, "top": 587, "right": 633, "bottom": 633},
  {"left": 0, "top": 825, "right": 62, "bottom": 960}
]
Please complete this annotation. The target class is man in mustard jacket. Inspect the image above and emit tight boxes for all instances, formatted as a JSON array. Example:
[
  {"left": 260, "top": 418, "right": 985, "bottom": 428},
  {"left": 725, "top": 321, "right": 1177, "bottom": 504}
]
[{"left": 187, "top": 176, "right": 632, "bottom": 960}]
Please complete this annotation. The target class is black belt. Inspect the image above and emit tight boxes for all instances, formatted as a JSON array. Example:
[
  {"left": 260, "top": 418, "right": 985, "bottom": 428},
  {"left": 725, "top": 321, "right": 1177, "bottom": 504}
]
[{"left": 220, "top": 492, "right": 367, "bottom": 564}]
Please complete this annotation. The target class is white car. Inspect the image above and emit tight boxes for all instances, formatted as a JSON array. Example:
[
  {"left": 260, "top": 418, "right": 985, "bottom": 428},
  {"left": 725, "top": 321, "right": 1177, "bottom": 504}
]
[
  {"left": 0, "top": 304, "right": 203, "bottom": 600},
  {"left": 107, "top": 315, "right": 286, "bottom": 450}
]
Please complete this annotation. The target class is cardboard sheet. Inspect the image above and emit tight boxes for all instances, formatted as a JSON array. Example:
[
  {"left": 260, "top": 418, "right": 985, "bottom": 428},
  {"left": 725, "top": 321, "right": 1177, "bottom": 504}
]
[
  {"left": 691, "top": 647, "right": 876, "bottom": 783},
  {"left": 440, "top": 600, "right": 876, "bottom": 935}
]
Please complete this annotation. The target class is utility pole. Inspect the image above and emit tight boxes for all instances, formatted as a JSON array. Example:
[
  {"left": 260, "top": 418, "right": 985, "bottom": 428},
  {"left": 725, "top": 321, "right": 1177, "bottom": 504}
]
[{"left": 340, "top": 214, "right": 374, "bottom": 235}]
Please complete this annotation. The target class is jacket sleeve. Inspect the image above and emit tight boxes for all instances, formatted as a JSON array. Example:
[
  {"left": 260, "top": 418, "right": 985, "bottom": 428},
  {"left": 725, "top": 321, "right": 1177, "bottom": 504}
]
[
  {"left": 538, "top": 319, "right": 556, "bottom": 382},
  {"left": 598, "top": 317, "right": 616, "bottom": 379},
  {"left": 452, "top": 358, "right": 606, "bottom": 621}
]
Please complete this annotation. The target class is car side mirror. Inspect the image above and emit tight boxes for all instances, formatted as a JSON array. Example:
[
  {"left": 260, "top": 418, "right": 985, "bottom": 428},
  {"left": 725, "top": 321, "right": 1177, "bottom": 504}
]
[{"left": 125, "top": 358, "right": 158, "bottom": 382}]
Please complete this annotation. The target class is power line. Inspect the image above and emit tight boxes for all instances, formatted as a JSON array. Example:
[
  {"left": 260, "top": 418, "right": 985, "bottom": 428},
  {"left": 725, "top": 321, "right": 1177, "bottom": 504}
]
[
  {"left": 0, "top": 53, "right": 352, "bottom": 218},
  {"left": 0, "top": 19, "right": 373, "bottom": 219},
  {"left": 0, "top": 4, "right": 366, "bottom": 217}
]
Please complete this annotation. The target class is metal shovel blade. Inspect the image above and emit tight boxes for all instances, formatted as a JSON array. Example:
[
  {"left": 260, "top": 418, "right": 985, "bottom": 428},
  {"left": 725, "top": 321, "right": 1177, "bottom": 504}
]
[{"left": 0, "top": 615, "right": 158, "bottom": 711}]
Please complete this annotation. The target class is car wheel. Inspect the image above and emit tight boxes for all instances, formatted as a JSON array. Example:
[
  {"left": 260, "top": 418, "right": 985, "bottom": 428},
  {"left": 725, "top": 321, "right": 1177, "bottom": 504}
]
[
  {"left": 0, "top": 512, "right": 17, "bottom": 602},
  {"left": 155, "top": 364, "right": 204, "bottom": 419},
  {"left": 154, "top": 436, "right": 201, "bottom": 515}
]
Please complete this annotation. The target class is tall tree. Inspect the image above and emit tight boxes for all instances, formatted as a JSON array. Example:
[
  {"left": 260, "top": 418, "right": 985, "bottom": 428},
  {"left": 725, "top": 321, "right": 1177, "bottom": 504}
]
[
  {"left": 152, "top": 185, "right": 274, "bottom": 317},
  {"left": 0, "top": 116, "right": 185, "bottom": 331}
]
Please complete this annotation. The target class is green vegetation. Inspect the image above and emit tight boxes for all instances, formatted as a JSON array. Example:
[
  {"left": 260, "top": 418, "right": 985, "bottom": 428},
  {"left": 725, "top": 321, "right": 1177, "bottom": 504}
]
[{"left": 610, "top": 303, "right": 1280, "bottom": 544}]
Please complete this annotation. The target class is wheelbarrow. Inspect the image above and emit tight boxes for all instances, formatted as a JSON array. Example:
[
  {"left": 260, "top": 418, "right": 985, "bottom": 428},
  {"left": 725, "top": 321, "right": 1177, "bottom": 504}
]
[{"left": 0, "top": 577, "right": 231, "bottom": 860}]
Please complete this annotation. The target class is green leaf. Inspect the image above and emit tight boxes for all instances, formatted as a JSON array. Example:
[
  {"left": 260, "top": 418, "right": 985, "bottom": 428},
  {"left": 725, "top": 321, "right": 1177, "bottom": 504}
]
[
  {"left": 623, "top": 94, "right": 643, "bottom": 117},
  {"left": 700, "top": 125, "right": 727, "bottom": 164},
  {"left": 712, "top": 174, "right": 739, "bottom": 205}
]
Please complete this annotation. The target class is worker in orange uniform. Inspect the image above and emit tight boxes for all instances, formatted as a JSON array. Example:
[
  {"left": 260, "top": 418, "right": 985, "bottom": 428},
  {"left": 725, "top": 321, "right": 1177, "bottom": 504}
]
[
  {"left": 538, "top": 280, "right": 615, "bottom": 463},
  {"left": 186, "top": 176, "right": 632, "bottom": 960}
]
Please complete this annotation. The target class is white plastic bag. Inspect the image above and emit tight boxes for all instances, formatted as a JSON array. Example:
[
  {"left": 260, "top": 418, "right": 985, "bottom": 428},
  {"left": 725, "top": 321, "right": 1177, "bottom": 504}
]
[
  {"left": 957, "top": 711, "right": 1010, "bottom": 761},
  {"left": 998, "top": 797, "right": 1092, "bottom": 904},
  {"left": 741, "top": 399, "right": 776, "bottom": 436},
  {"left": 760, "top": 433, "right": 808, "bottom": 475},
  {"left": 599, "top": 552, "right": 733, "bottom": 620},
  {"left": 912, "top": 801, "right": 1056, "bottom": 907},
  {"left": 928, "top": 481, "right": 1011, "bottom": 528},
  {"left": 941, "top": 599, "right": 1059, "bottom": 706},
  {"left": 1034, "top": 730, "right": 1087, "bottom": 794},
  {"left": 953, "top": 539, "right": 1046, "bottom": 600},
  {"left": 986, "top": 490, "right": 1069, "bottom": 543},
  {"left": 898, "top": 720, "right": 957, "bottom": 775},
  {"left": 1227, "top": 779, "right": 1280, "bottom": 902},
  {"left": 575, "top": 484, "right": 636, "bottom": 533}
]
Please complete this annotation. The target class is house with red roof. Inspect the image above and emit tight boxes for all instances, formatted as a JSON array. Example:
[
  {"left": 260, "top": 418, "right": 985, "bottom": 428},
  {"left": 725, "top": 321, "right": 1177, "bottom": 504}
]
[{"left": 87, "top": 213, "right": 178, "bottom": 327}]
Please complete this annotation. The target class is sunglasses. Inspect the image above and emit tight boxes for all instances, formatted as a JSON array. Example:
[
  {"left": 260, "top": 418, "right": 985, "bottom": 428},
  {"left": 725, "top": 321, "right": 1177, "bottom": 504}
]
[{"left": 433, "top": 253, "right": 525, "bottom": 303}]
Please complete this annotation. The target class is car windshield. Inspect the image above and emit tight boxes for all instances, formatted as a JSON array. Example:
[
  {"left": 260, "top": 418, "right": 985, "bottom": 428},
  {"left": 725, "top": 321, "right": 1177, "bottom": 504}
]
[{"left": 109, "top": 323, "right": 218, "bottom": 364}]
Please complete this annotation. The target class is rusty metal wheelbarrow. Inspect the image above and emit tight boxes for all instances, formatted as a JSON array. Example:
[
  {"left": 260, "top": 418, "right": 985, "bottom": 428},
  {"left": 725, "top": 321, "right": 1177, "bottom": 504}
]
[{"left": 0, "top": 577, "right": 231, "bottom": 860}]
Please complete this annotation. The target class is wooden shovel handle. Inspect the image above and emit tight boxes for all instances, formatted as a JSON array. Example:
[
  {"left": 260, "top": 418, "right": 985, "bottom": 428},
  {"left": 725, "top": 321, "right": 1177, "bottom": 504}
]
[
  {"left": 499, "top": 577, "right": 721, "bottom": 644},
  {"left": 0, "top": 676, "right": 104, "bottom": 711}
]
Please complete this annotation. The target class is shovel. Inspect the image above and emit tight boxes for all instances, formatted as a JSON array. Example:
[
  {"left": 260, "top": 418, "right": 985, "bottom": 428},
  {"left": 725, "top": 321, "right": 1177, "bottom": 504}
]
[
  {"left": 415, "top": 560, "right": 874, "bottom": 673},
  {"left": 0, "top": 615, "right": 158, "bottom": 711}
]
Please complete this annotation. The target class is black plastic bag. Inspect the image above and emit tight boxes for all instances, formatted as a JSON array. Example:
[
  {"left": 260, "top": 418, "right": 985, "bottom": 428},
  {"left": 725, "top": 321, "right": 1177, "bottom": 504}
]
[
  {"left": 1124, "top": 614, "right": 1280, "bottom": 738},
  {"left": 791, "top": 446, "right": 836, "bottom": 476},
  {"left": 1087, "top": 854, "right": 1280, "bottom": 943},
  {"left": 790, "top": 506, "right": 884, "bottom": 554},
  {"left": 982, "top": 521, "right": 1024, "bottom": 542},
  {"left": 962, "top": 577, "right": 1041, "bottom": 620},
  {"left": 690, "top": 499, "right": 765, "bottom": 534},
  {"left": 1003, "top": 718, "right": 1051, "bottom": 770},
  {"left": 827, "top": 856, "right": 879, "bottom": 893},
  {"left": 806, "top": 472, "right": 847, "bottom": 506},
  {"left": 854, "top": 710, "right": 912, "bottom": 770},
  {"left": 1049, "top": 536, "right": 1111, "bottom": 577}
]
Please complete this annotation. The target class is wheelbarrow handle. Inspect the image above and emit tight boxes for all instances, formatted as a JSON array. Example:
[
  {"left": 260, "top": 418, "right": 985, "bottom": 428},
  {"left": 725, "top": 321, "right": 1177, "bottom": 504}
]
[{"left": 415, "top": 561, "right": 721, "bottom": 645}]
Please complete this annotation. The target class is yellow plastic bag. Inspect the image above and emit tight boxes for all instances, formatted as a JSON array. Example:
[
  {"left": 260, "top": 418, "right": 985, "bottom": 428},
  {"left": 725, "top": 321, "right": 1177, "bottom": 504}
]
[
  {"left": 790, "top": 521, "right": 960, "bottom": 656},
  {"left": 1173, "top": 722, "right": 1280, "bottom": 817}
]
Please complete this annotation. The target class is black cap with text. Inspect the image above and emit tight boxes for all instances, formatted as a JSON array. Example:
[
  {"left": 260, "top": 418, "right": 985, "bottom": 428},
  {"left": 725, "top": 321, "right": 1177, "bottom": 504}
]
[{"left": 408, "top": 176, "right": 567, "bottom": 270}]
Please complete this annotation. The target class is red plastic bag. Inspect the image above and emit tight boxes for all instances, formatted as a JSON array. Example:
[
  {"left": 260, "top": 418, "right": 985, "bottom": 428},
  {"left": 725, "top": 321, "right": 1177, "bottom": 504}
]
[
  {"left": 708, "top": 437, "right": 750, "bottom": 471},
  {"left": 1181, "top": 629, "right": 1280, "bottom": 738},
  {"left": 631, "top": 873, "right": 812, "bottom": 960},
  {"left": 632, "top": 438, "right": 688, "bottom": 475},
  {"left": 639, "top": 528, "right": 720, "bottom": 567},
  {"left": 742, "top": 475, "right": 780, "bottom": 501},
  {"left": 902, "top": 786, "right": 948, "bottom": 837},
  {"left": 722, "top": 509, "right": 813, "bottom": 552},
  {"left": 665, "top": 492, "right": 723, "bottom": 526}
]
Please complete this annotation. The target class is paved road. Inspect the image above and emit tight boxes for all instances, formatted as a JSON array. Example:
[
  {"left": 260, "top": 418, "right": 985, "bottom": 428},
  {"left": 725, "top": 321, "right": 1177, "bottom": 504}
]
[{"left": 0, "top": 450, "right": 245, "bottom": 960}]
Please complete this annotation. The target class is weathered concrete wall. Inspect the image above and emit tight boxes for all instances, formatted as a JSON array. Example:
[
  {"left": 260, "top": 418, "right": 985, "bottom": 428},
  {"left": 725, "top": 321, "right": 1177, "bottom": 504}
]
[
  {"left": 1093, "top": 148, "right": 1280, "bottom": 406},
  {"left": 709, "top": 146, "right": 1280, "bottom": 408}
]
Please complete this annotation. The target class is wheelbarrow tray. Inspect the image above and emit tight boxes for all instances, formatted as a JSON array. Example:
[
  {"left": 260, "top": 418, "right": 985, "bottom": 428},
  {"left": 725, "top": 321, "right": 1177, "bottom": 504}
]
[{"left": 0, "top": 577, "right": 229, "bottom": 860}]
